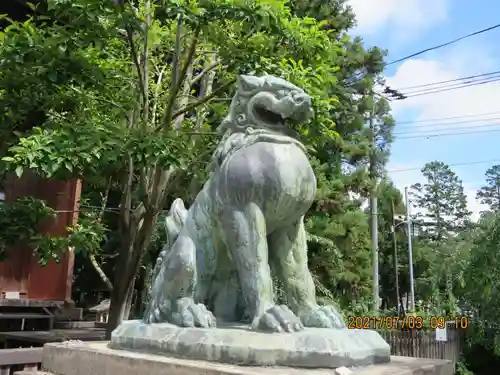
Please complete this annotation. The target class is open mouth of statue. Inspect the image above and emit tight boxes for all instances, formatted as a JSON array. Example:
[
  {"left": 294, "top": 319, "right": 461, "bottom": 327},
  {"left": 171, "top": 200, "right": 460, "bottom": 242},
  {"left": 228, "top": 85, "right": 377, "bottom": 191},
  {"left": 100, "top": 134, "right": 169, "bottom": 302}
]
[{"left": 253, "top": 105, "right": 286, "bottom": 126}]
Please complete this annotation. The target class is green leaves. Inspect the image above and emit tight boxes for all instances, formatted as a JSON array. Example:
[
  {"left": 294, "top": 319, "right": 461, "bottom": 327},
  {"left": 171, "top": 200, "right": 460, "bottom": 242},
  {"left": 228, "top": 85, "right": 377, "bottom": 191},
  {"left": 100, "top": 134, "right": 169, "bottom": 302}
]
[
  {"left": 1, "top": 124, "right": 193, "bottom": 179},
  {"left": 65, "top": 209, "right": 109, "bottom": 257},
  {"left": 404, "top": 162, "right": 474, "bottom": 316},
  {"left": 126, "top": 129, "right": 191, "bottom": 170},
  {"left": 411, "top": 161, "right": 471, "bottom": 238},
  {"left": 456, "top": 212, "right": 500, "bottom": 352},
  {"left": 0, "top": 197, "right": 57, "bottom": 264},
  {"left": 476, "top": 164, "right": 500, "bottom": 211},
  {"left": 0, "top": 0, "right": 392, "bottom": 321}
]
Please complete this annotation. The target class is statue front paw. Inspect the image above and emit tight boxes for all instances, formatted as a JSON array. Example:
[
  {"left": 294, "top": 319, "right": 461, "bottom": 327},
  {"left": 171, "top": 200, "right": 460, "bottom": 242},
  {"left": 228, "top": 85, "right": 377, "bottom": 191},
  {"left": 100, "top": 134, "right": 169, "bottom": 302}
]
[
  {"left": 175, "top": 298, "right": 217, "bottom": 328},
  {"left": 251, "top": 304, "right": 304, "bottom": 333},
  {"left": 144, "top": 297, "right": 216, "bottom": 328},
  {"left": 299, "top": 305, "right": 346, "bottom": 329}
]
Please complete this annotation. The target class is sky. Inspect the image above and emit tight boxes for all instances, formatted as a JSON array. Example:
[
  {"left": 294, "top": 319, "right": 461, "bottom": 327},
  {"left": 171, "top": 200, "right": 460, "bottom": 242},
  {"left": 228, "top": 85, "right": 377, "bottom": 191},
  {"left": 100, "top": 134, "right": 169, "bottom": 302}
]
[{"left": 347, "top": 0, "right": 500, "bottom": 220}]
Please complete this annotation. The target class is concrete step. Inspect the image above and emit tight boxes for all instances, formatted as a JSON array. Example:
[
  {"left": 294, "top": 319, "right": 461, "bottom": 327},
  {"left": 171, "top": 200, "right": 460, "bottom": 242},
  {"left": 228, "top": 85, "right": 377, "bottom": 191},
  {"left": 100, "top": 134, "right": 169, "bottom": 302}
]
[{"left": 41, "top": 341, "right": 455, "bottom": 375}]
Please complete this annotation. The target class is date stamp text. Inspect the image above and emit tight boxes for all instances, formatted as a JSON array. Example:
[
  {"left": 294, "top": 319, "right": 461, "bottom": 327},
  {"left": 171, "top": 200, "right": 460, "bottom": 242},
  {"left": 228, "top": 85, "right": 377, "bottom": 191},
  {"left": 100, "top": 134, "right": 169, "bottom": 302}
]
[{"left": 347, "top": 316, "right": 469, "bottom": 330}]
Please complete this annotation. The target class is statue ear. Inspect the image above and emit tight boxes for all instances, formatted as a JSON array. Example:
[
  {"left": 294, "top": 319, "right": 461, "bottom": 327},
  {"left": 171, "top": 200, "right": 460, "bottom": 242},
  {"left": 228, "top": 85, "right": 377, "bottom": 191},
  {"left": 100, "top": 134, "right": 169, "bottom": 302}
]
[{"left": 237, "top": 75, "right": 262, "bottom": 92}]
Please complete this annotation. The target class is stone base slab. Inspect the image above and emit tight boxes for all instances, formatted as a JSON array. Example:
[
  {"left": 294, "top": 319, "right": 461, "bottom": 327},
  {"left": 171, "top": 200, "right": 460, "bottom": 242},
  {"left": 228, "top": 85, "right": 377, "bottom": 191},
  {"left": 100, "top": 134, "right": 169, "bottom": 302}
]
[
  {"left": 109, "top": 320, "right": 390, "bottom": 368},
  {"left": 41, "top": 341, "right": 454, "bottom": 375}
]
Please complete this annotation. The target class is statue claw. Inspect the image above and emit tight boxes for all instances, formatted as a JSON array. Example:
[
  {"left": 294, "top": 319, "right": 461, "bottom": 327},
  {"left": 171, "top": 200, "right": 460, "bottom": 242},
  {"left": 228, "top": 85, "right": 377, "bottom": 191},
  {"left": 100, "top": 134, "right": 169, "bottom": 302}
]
[
  {"left": 251, "top": 305, "right": 304, "bottom": 333},
  {"left": 144, "top": 298, "right": 216, "bottom": 328},
  {"left": 299, "top": 305, "right": 346, "bottom": 329},
  {"left": 170, "top": 298, "right": 216, "bottom": 328}
]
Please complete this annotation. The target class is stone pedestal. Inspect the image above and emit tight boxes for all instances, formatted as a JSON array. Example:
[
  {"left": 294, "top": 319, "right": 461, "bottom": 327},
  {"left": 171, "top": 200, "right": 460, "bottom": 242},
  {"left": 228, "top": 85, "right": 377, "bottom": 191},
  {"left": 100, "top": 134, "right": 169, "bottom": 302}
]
[
  {"left": 109, "top": 320, "right": 391, "bottom": 368},
  {"left": 40, "top": 341, "right": 454, "bottom": 375}
]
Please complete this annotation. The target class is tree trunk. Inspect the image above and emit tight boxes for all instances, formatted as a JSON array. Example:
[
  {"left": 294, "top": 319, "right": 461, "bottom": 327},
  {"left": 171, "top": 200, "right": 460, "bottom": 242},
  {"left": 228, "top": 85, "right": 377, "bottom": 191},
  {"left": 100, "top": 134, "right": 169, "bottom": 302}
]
[
  {"left": 105, "top": 210, "right": 159, "bottom": 338},
  {"left": 105, "top": 236, "right": 138, "bottom": 339},
  {"left": 124, "top": 282, "right": 135, "bottom": 318},
  {"left": 105, "top": 276, "right": 135, "bottom": 339}
]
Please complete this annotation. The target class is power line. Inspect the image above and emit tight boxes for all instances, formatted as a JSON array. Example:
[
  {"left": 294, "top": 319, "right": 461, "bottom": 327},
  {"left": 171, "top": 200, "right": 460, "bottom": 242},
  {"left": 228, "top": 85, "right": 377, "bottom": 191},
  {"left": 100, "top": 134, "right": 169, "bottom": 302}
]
[
  {"left": 388, "top": 159, "right": 500, "bottom": 173},
  {"left": 396, "top": 111, "right": 500, "bottom": 125},
  {"left": 395, "top": 70, "right": 500, "bottom": 91},
  {"left": 394, "top": 120, "right": 500, "bottom": 134},
  {"left": 400, "top": 75, "right": 500, "bottom": 95},
  {"left": 386, "top": 23, "right": 500, "bottom": 66},
  {"left": 396, "top": 117, "right": 500, "bottom": 130},
  {"left": 396, "top": 128, "right": 500, "bottom": 140},
  {"left": 384, "top": 73, "right": 500, "bottom": 100},
  {"left": 392, "top": 114, "right": 500, "bottom": 135},
  {"left": 400, "top": 76, "right": 500, "bottom": 98}
]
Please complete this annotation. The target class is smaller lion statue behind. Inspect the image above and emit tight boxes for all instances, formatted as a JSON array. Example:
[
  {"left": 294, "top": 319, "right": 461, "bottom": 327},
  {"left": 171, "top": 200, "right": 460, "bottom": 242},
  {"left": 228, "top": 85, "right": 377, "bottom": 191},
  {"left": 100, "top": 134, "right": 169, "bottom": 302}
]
[{"left": 143, "top": 75, "right": 345, "bottom": 332}]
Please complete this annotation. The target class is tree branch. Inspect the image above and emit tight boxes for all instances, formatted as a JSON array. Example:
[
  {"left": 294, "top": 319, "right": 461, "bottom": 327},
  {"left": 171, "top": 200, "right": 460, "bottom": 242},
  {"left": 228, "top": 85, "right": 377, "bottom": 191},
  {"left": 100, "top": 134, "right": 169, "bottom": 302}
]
[
  {"left": 125, "top": 26, "right": 147, "bottom": 104},
  {"left": 161, "top": 13, "right": 183, "bottom": 129},
  {"left": 174, "top": 61, "right": 194, "bottom": 129},
  {"left": 99, "top": 178, "right": 112, "bottom": 220},
  {"left": 190, "top": 59, "right": 221, "bottom": 87},
  {"left": 124, "top": 211, "right": 157, "bottom": 291},
  {"left": 171, "top": 79, "right": 235, "bottom": 120},
  {"left": 151, "top": 64, "right": 167, "bottom": 126},
  {"left": 149, "top": 166, "right": 174, "bottom": 212},
  {"left": 89, "top": 254, "right": 113, "bottom": 291},
  {"left": 161, "top": 21, "right": 201, "bottom": 129},
  {"left": 195, "top": 54, "right": 217, "bottom": 129},
  {"left": 141, "top": 0, "right": 151, "bottom": 126},
  {"left": 119, "top": 157, "right": 134, "bottom": 231},
  {"left": 88, "top": 178, "right": 114, "bottom": 291},
  {"left": 138, "top": 167, "right": 150, "bottom": 208}
]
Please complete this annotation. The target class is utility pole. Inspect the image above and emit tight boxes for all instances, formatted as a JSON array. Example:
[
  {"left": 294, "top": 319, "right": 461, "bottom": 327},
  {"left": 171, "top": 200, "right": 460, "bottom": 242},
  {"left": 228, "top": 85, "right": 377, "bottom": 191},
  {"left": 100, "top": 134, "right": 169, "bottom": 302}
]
[
  {"left": 390, "top": 199, "right": 400, "bottom": 314},
  {"left": 369, "top": 113, "right": 379, "bottom": 312},
  {"left": 404, "top": 187, "right": 415, "bottom": 312}
]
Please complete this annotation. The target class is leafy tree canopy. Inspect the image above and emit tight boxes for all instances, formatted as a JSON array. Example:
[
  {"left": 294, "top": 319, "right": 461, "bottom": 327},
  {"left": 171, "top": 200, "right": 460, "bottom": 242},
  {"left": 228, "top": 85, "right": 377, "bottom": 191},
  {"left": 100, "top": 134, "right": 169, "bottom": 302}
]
[{"left": 0, "top": 0, "right": 388, "bottom": 332}]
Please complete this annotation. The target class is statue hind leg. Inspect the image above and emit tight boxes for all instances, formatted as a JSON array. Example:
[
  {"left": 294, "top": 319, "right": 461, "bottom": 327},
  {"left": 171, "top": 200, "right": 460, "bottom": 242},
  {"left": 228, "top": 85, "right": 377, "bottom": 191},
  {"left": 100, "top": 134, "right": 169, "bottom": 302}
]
[
  {"left": 143, "top": 232, "right": 216, "bottom": 328},
  {"left": 267, "top": 216, "right": 346, "bottom": 329},
  {"left": 220, "top": 203, "right": 302, "bottom": 332}
]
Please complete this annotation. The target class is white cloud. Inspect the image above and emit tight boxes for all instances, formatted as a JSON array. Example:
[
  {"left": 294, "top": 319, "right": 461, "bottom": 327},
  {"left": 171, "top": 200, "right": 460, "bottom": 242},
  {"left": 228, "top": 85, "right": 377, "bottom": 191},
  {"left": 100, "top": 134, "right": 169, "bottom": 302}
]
[
  {"left": 382, "top": 43, "right": 500, "bottom": 220},
  {"left": 386, "top": 47, "right": 500, "bottom": 120},
  {"left": 347, "top": 0, "right": 449, "bottom": 36},
  {"left": 343, "top": 5, "right": 496, "bottom": 220}
]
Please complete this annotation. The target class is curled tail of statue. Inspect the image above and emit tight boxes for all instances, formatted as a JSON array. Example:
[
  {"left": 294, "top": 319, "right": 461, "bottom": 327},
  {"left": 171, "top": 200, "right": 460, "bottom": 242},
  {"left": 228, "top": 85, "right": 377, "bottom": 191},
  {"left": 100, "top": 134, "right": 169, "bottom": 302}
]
[
  {"left": 149, "top": 198, "right": 188, "bottom": 296},
  {"left": 164, "top": 198, "right": 188, "bottom": 249}
]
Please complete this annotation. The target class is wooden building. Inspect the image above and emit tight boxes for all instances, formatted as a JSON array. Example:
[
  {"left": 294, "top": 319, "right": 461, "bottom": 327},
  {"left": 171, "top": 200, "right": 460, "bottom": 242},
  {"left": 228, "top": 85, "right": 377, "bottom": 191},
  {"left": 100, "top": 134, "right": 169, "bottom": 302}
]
[
  {"left": 0, "top": 1, "right": 81, "bottom": 304},
  {"left": 0, "top": 2, "right": 105, "bottom": 342},
  {"left": 0, "top": 173, "right": 81, "bottom": 302}
]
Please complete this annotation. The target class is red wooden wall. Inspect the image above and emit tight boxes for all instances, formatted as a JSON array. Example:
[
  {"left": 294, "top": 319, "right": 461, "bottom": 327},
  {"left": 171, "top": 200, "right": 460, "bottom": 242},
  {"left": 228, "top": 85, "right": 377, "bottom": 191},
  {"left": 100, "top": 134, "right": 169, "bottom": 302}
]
[{"left": 0, "top": 172, "right": 81, "bottom": 302}]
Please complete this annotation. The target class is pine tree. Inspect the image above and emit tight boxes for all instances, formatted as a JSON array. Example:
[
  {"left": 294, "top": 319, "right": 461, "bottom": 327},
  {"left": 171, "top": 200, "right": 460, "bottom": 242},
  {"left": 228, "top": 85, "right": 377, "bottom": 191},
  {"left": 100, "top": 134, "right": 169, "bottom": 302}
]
[
  {"left": 411, "top": 161, "right": 471, "bottom": 240},
  {"left": 410, "top": 161, "right": 471, "bottom": 314},
  {"left": 476, "top": 165, "right": 500, "bottom": 212},
  {"left": 371, "top": 95, "right": 395, "bottom": 175},
  {"left": 288, "top": 1, "right": 391, "bottom": 311}
]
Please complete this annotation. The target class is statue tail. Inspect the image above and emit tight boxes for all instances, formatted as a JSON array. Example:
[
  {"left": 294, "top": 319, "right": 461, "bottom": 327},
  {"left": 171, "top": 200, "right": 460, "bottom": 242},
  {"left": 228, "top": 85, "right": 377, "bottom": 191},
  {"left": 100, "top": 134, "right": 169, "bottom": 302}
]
[
  {"left": 149, "top": 199, "right": 188, "bottom": 297},
  {"left": 164, "top": 198, "right": 188, "bottom": 249}
]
